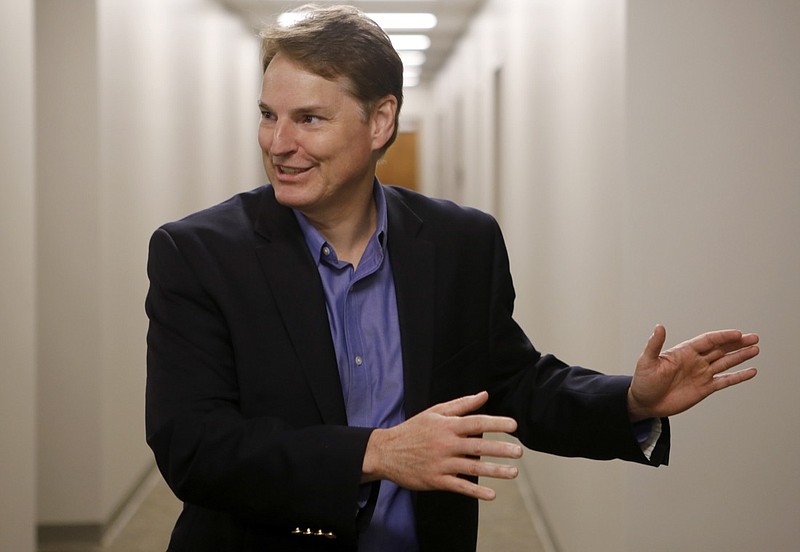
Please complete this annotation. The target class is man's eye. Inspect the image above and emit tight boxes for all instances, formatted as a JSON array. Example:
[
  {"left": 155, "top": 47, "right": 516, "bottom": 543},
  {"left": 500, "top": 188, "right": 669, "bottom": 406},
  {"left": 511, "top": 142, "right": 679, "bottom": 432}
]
[
  {"left": 302, "top": 115, "right": 319, "bottom": 124},
  {"left": 260, "top": 110, "right": 274, "bottom": 120}
]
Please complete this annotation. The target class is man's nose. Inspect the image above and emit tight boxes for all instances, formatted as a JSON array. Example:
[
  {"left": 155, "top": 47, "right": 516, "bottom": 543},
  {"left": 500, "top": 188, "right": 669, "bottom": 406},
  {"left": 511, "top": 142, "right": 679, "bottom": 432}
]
[{"left": 270, "top": 120, "right": 297, "bottom": 156}]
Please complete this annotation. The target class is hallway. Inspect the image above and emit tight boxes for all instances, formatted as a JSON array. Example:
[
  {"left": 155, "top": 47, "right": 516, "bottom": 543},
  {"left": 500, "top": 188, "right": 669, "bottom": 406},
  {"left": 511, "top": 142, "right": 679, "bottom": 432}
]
[
  {"left": 42, "top": 462, "right": 548, "bottom": 552},
  {"left": 4, "top": 1, "right": 800, "bottom": 551}
]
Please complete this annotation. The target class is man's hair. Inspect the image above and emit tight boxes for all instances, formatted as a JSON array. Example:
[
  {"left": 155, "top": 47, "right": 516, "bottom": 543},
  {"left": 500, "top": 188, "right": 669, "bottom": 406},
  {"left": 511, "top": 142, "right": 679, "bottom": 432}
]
[{"left": 260, "top": 4, "right": 404, "bottom": 155}]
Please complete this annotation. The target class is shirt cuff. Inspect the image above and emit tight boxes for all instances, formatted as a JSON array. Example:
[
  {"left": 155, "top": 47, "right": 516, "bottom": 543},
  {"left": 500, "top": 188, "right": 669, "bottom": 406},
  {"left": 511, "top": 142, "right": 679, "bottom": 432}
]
[{"left": 633, "top": 418, "right": 662, "bottom": 460}]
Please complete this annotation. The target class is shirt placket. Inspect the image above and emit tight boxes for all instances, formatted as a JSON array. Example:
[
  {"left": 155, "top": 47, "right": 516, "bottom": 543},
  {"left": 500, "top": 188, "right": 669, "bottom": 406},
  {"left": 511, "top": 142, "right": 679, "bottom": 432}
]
[{"left": 343, "top": 279, "right": 371, "bottom": 428}]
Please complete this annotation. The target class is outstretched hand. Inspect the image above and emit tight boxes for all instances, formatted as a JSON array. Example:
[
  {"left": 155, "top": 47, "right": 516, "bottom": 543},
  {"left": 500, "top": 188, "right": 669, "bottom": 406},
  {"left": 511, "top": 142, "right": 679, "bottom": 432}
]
[
  {"left": 628, "top": 325, "right": 759, "bottom": 421},
  {"left": 362, "top": 391, "right": 522, "bottom": 501}
]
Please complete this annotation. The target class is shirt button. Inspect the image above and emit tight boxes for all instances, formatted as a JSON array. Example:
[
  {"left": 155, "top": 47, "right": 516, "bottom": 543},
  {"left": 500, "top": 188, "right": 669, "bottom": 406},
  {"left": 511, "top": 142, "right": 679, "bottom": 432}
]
[
  {"left": 355, "top": 356, "right": 363, "bottom": 366},
  {"left": 322, "top": 246, "right": 331, "bottom": 256}
]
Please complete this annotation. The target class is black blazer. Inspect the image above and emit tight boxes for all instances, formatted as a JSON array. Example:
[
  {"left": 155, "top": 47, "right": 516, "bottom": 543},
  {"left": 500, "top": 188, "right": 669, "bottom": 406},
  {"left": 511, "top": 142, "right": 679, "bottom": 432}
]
[{"left": 145, "top": 184, "right": 669, "bottom": 551}]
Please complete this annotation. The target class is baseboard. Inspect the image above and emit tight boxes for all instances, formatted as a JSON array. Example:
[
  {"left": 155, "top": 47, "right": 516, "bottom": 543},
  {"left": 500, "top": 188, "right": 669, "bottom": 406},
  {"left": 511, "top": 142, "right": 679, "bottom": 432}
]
[
  {"left": 37, "top": 463, "right": 160, "bottom": 552},
  {"left": 38, "top": 459, "right": 554, "bottom": 551},
  {"left": 37, "top": 523, "right": 104, "bottom": 552}
]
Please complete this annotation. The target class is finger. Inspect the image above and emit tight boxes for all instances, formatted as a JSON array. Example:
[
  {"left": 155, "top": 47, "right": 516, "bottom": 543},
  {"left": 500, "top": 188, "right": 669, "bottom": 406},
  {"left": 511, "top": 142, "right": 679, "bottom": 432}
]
[
  {"left": 711, "top": 366, "right": 758, "bottom": 391},
  {"left": 430, "top": 391, "right": 489, "bottom": 417},
  {"left": 739, "top": 332, "right": 760, "bottom": 347},
  {"left": 711, "top": 345, "right": 760, "bottom": 374},
  {"left": 447, "top": 457, "right": 520, "bottom": 480},
  {"left": 642, "top": 324, "right": 667, "bottom": 362},
  {"left": 459, "top": 437, "right": 523, "bottom": 459},
  {"left": 702, "top": 334, "right": 760, "bottom": 364},
  {"left": 693, "top": 329, "right": 758, "bottom": 356},
  {"left": 440, "top": 475, "right": 498, "bottom": 501},
  {"left": 453, "top": 414, "right": 518, "bottom": 436}
]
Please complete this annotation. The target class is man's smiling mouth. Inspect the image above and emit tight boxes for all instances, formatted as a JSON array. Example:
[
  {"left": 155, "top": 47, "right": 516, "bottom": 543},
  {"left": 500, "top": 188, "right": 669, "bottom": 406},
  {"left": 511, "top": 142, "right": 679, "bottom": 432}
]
[{"left": 276, "top": 165, "right": 311, "bottom": 176}]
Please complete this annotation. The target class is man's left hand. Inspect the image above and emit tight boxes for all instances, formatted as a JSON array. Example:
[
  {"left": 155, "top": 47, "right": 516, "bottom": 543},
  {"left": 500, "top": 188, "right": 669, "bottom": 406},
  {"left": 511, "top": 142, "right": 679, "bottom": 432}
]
[{"left": 627, "top": 325, "right": 759, "bottom": 422}]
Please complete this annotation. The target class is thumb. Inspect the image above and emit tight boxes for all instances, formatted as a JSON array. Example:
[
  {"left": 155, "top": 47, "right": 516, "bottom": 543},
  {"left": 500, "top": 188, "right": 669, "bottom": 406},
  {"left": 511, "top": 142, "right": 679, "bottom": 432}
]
[
  {"left": 642, "top": 324, "right": 667, "bottom": 362},
  {"left": 430, "top": 391, "right": 489, "bottom": 417}
]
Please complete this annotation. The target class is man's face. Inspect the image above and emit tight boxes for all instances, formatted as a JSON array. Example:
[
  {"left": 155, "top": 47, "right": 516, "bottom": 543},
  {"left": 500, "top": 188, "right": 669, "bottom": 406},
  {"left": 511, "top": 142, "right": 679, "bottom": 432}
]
[{"left": 258, "top": 53, "right": 382, "bottom": 220}]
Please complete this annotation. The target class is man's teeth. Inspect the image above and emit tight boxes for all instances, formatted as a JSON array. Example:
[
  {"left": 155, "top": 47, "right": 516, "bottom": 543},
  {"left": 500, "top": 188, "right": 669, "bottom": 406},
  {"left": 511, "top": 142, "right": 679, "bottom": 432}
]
[{"left": 280, "top": 166, "right": 306, "bottom": 175}]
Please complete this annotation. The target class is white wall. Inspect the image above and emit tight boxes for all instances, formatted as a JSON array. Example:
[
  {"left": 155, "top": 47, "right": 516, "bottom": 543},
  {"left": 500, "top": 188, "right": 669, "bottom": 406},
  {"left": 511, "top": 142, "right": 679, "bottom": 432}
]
[
  {"left": 96, "top": 0, "right": 262, "bottom": 520},
  {"left": 624, "top": 2, "right": 800, "bottom": 550},
  {"left": 426, "top": 1, "right": 628, "bottom": 549},
  {"left": 34, "top": 0, "right": 262, "bottom": 541},
  {"left": 15, "top": 0, "right": 799, "bottom": 547},
  {"left": 426, "top": 0, "right": 800, "bottom": 550},
  {"left": 0, "top": 0, "right": 37, "bottom": 549},
  {"left": 37, "top": 0, "right": 105, "bottom": 523}
]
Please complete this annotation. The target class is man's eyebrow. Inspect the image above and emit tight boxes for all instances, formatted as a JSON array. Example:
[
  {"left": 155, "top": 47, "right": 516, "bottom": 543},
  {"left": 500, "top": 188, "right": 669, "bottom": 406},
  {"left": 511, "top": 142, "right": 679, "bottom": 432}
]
[{"left": 257, "top": 101, "right": 330, "bottom": 115}]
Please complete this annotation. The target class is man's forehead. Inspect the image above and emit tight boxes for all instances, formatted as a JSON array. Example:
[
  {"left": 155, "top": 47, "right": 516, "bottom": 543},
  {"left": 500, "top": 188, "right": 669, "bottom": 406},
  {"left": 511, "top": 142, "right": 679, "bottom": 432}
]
[{"left": 260, "top": 56, "right": 357, "bottom": 107}]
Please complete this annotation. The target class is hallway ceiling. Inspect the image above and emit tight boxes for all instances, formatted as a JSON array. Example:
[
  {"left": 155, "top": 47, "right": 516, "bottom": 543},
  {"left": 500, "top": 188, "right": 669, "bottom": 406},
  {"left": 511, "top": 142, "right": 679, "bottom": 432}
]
[{"left": 217, "top": 0, "right": 485, "bottom": 85}]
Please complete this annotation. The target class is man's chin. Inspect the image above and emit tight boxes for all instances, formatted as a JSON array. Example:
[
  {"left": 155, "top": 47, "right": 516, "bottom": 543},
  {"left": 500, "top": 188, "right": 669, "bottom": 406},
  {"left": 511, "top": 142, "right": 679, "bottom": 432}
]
[{"left": 272, "top": 185, "right": 313, "bottom": 211}]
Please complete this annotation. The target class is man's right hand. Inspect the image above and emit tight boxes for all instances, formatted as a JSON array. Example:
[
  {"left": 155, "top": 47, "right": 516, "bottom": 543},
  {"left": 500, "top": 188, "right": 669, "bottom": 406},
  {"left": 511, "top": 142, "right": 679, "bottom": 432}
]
[{"left": 361, "top": 391, "right": 522, "bottom": 501}]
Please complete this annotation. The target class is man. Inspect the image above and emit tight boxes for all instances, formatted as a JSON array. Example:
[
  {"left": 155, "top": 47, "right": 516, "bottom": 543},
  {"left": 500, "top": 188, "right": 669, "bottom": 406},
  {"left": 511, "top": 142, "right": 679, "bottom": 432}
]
[{"left": 145, "top": 5, "right": 759, "bottom": 551}]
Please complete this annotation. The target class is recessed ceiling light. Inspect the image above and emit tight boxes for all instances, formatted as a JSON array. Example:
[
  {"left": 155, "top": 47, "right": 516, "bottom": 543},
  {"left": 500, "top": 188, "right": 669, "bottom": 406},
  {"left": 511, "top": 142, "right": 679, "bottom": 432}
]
[
  {"left": 277, "top": 11, "right": 437, "bottom": 31},
  {"left": 404, "top": 73, "right": 421, "bottom": 88},
  {"left": 397, "top": 50, "right": 427, "bottom": 67},
  {"left": 277, "top": 11, "right": 307, "bottom": 27},
  {"left": 367, "top": 13, "right": 437, "bottom": 30},
  {"left": 389, "top": 34, "right": 431, "bottom": 51}
]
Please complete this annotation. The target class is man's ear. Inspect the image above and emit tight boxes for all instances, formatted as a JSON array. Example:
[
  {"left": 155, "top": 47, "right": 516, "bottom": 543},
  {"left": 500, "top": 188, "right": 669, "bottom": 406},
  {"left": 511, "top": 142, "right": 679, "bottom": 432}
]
[{"left": 370, "top": 95, "right": 398, "bottom": 151}]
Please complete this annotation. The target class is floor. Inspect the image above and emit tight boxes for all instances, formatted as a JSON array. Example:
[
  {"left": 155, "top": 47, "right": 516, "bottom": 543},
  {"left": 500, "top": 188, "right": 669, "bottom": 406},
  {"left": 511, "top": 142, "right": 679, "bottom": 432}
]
[
  {"left": 476, "top": 468, "right": 548, "bottom": 552},
  {"left": 48, "top": 460, "right": 547, "bottom": 552}
]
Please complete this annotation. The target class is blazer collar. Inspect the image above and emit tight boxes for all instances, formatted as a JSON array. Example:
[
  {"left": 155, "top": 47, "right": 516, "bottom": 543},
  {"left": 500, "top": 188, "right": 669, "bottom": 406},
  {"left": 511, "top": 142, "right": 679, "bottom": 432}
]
[
  {"left": 253, "top": 186, "right": 348, "bottom": 424},
  {"left": 384, "top": 186, "right": 436, "bottom": 418},
  {"left": 253, "top": 185, "right": 437, "bottom": 422}
]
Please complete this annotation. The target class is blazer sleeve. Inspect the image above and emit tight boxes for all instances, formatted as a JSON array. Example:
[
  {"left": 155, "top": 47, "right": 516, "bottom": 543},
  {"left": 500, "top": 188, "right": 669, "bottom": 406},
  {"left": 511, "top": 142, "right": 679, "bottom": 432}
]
[
  {"left": 145, "top": 226, "right": 374, "bottom": 542},
  {"left": 481, "top": 220, "right": 670, "bottom": 466}
]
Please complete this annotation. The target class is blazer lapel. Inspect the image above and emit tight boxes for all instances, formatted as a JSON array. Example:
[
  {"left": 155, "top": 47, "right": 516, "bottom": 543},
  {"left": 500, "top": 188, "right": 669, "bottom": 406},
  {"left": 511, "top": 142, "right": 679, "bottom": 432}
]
[
  {"left": 385, "top": 187, "right": 436, "bottom": 418},
  {"left": 252, "top": 187, "right": 348, "bottom": 425}
]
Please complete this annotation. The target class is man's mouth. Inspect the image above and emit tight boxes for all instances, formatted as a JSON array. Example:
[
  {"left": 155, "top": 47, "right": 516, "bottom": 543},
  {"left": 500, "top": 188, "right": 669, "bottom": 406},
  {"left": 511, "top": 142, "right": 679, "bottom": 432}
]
[{"left": 276, "top": 165, "right": 310, "bottom": 176}]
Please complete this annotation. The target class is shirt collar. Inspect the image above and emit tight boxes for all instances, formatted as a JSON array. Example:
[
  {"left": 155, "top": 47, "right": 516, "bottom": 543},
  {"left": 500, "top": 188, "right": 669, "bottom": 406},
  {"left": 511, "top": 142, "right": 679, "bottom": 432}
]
[{"left": 293, "top": 179, "right": 388, "bottom": 266}]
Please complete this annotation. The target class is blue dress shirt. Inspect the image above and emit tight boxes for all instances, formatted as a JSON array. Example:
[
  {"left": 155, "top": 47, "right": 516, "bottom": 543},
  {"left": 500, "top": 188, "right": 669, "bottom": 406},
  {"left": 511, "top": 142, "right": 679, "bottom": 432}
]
[{"left": 294, "top": 182, "right": 419, "bottom": 551}]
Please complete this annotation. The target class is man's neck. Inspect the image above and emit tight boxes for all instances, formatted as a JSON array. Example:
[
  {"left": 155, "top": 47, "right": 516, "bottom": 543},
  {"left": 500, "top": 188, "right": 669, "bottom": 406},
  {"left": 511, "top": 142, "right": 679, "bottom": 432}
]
[{"left": 302, "top": 186, "right": 377, "bottom": 269}]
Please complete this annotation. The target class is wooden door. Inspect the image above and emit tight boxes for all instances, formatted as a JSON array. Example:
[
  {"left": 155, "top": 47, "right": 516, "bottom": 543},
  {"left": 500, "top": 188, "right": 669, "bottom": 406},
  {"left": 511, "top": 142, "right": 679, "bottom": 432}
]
[{"left": 376, "top": 131, "right": 418, "bottom": 191}]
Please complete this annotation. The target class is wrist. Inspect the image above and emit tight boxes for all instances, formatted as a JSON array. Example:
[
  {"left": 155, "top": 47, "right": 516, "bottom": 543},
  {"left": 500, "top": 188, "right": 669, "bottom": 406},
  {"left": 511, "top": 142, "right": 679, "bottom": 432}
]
[
  {"left": 627, "top": 386, "right": 651, "bottom": 423},
  {"left": 361, "top": 428, "right": 385, "bottom": 483}
]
